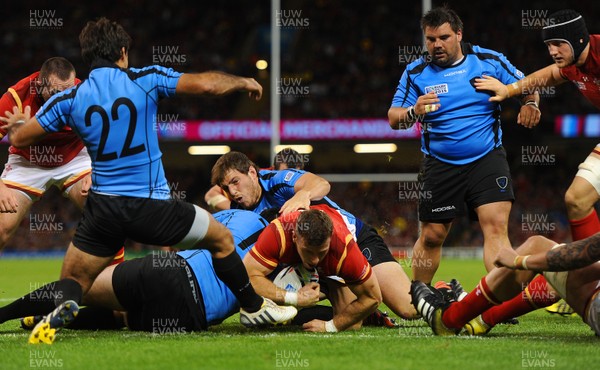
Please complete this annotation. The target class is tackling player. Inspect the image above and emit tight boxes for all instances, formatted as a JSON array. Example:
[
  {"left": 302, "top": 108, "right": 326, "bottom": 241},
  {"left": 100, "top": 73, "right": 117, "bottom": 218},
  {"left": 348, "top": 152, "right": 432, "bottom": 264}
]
[
  {"left": 19, "top": 209, "right": 390, "bottom": 335},
  {"left": 0, "top": 17, "right": 295, "bottom": 344},
  {"left": 243, "top": 204, "right": 382, "bottom": 332},
  {"left": 211, "top": 151, "right": 417, "bottom": 319},
  {"left": 204, "top": 147, "right": 307, "bottom": 211}
]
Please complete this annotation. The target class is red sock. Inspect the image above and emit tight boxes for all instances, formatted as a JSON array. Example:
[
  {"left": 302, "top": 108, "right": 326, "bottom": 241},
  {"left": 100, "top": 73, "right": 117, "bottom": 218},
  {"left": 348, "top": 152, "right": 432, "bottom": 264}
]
[
  {"left": 482, "top": 275, "right": 559, "bottom": 326},
  {"left": 570, "top": 209, "right": 600, "bottom": 241},
  {"left": 442, "top": 277, "right": 500, "bottom": 329}
]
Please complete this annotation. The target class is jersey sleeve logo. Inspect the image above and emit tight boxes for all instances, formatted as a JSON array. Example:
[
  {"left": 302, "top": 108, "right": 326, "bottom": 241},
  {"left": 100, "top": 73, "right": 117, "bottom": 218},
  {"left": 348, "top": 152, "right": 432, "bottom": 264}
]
[
  {"left": 424, "top": 84, "right": 448, "bottom": 95},
  {"left": 284, "top": 172, "right": 294, "bottom": 182}
]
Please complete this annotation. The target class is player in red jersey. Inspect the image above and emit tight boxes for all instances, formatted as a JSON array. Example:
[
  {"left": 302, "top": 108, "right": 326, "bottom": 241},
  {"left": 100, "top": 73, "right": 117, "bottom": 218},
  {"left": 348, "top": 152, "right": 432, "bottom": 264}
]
[
  {"left": 0, "top": 57, "right": 124, "bottom": 263},
  {"left": 470, "top": 10, "right": 600, "bottom": 322},
  {"left": 475, "top": 10, "right": 600, "bottom": 242},
  {"left": 244, "top": 204, "right": 382, "bottom": 332}
]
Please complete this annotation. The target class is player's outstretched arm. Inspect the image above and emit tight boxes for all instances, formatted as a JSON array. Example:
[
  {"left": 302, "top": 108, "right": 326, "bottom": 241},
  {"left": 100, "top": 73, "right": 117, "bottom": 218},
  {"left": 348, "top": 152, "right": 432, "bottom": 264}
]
[
  {"left": 279, "top": 172, "right": 331, "bottom": 215},
  {"left": 495, "top": 233, "right": 600, "bottom": 272},
  {"left": 175, "top": 72, "right": 262, "bottom": 100},
  {"left": 475, "top": 64, "right": 566, "bottom": 102},
  {"left": 0, "top": 106, "right": 47, "bottom": 148}
]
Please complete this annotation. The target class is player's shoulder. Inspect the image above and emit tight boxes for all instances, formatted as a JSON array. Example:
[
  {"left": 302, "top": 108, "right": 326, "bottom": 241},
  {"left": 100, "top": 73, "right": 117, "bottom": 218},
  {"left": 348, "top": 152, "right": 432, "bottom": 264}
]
[
  {"left": 6, "top": 72, "right": 40, "bottom": 98},
  {"left": 126, "top": 65, "right": 180, "bottom": 79},
  {"left": 465, "top": 43, "right": 508, "bottom": 60},
  {"left": 259, "top": 168, "right": 304, "bottom": 183},
  {"left": 214, "top": 209, "right": 268, "bottom": 227}
]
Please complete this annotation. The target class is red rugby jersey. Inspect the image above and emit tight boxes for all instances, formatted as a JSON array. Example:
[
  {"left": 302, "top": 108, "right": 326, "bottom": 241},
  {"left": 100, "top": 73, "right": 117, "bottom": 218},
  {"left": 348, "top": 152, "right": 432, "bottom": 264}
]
[
  {"left": 560, "top": 34, "right": 600, "bottom": 109},
  {"left": 0, "top": 72, "right": 84, "bottom": 167},
  {"left": 250, "top": 204, "right": 372, "bottom": 285}
]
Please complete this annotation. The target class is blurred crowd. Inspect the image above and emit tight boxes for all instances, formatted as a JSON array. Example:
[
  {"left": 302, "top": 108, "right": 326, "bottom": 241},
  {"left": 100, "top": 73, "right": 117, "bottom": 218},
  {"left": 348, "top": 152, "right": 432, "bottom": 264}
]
[
  {"left": 2, "top": 162, "right": 578, "bottom": 252},
  {"left": 1, "top": 1, "right": 599, "bottom": 125},
  {"left": 1, "top": 1, "right": 599, "bottom": 252}
]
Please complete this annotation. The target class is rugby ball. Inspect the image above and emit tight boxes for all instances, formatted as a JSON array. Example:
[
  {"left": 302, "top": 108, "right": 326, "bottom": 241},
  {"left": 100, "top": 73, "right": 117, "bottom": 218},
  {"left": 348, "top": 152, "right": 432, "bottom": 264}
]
[{"left": 273, "top": 265, "right": 319, "bottom": 293}]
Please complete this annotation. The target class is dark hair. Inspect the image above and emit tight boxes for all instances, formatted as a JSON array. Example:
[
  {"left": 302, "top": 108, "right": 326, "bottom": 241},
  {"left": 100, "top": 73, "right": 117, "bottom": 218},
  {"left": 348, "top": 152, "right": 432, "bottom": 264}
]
[
  {"left": 296, "top": 210, "right": 333, "bottom": 248},
  {"left": 421, "top": 6, "right": 463, "bottom": 33},
  {"left": 211, "top": 151, "right": 261, "bottom": 186},
  {"left": 79, "top": 17, "right": 132, "bottom": 65},
  {"left": 274, "top": 148, "right": 306, "bottom": 170},
  {"left": 39, "top": 57, "right": 75, "bottom": 81}
]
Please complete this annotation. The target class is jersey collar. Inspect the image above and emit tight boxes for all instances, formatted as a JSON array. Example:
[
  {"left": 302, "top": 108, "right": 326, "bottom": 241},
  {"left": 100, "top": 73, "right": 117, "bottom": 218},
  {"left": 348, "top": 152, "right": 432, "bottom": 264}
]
[{"left": 90, "top": 58, "right": 124, "bottom": 71}]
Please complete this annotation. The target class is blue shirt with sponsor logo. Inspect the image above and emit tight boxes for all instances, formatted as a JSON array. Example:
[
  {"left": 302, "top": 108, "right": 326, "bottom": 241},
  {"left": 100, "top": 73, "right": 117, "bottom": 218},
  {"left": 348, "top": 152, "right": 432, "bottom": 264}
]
[
  {"left": 391, "top": 43, "right": 524, "bottom": 165},
  {"left": 230, "top": 169, "right": 364, "bottom": 236},
  {"left": 177, "top": 209, "right": 269, "bottom": 325},
  {"left": 36, "top": 60, "right": 182, "bottom": 199}
]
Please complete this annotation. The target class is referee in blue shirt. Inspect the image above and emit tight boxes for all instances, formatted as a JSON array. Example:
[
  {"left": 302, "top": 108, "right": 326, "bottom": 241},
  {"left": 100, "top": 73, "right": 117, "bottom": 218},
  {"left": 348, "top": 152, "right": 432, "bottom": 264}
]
[
  {"left": 388, "top": 7, "right": 540, "bottom": 285},
  {"left": 0, "top": 17, "right": 295, "bottom": 343}
]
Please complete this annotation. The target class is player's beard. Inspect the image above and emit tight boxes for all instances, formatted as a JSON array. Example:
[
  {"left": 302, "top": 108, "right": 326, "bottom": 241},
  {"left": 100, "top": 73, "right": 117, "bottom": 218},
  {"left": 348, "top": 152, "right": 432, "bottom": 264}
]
[{"left": 431, "top": 49, "right": 452, "bottom": 67}]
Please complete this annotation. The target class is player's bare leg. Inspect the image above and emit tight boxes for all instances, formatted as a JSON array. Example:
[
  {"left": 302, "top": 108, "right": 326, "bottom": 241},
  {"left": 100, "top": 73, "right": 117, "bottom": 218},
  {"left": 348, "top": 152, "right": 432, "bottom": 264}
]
[
  {"left": 565, "top": 177, "right": 599, "bottom": 221},
  {"left": 372, "top": 262, "right": 417, "bottom": 319},
  {"left": 0, "top": 189, "right": 33, "bottom": 250},
  {"left": 415, "top": 236, "right": 547, "bottom": 335},
  {"left": 192, "top": 214, "right": 235, "bottom": 257},
  {"left": 564, "top": 149, "right": 600, "bottom": 242},
  {"left": 411, "top": 221, "right": 451, "bottom": 284},
  {"left": 66, "top": 174, "right": 91, "bottom": 211},
  {"left": 83, "top": 264, "right": 124, "bottom": 310},
  {"left": 475, "top": 201, "right": 512, "bottom": 272},
  {"left": 67, "top": 174, "right": 126, "bottom": 264},
  {"left": 60, "top": 243, "right": 116, "bottom": 295}
]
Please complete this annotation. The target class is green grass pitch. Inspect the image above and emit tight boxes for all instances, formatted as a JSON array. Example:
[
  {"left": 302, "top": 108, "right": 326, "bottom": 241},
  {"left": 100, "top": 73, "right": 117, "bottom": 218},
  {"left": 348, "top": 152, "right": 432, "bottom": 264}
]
[{"left": 0, "top": 257, "right": 597, "bottom": 369}]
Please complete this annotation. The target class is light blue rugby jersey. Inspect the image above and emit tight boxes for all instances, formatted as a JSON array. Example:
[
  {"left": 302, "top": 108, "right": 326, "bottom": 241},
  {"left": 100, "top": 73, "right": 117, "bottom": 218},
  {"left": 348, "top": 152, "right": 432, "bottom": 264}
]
[
  {"left": 36, "top": 60, "right": 182, "bottom": 199},
  {"left": 230, "top": 169, "right": 363, "bottom": 236},
  {"left": 391, "top": 43, "right": 524, "bottom": 165},
  {"left": 177, "top": 209, "right": 269, "bottom": 326}
]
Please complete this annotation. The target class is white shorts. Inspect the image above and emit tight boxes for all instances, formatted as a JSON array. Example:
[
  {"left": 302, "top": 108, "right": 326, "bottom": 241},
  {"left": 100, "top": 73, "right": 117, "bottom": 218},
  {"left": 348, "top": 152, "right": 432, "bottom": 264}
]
[
  {"left": 542, "top": 244, "right": 569, "bottom": 300},
  {"left": 584, "top": 289, "right": 600, "bottom": 336},
  {"left": 575, "top": 144, "right": 600, "bottom": 196},
  {"left": 1, "top": 148, "right": 91, "bottom": 201}
]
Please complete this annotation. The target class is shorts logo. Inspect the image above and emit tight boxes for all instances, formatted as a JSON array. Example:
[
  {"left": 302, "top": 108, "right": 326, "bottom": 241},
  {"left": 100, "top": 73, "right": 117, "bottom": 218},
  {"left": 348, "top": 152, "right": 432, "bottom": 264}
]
[
  {"left": 496, "top": 176, "right": 508, "bottom": 190},
  {"left": 424, "top": 84, "right": 448, "bottom": 95},
  {"left": 362, "top": 248, "right": 372, "bottom": 261},
  {"left": 284, "top": 172, "right": 294, "bottom": 182}
]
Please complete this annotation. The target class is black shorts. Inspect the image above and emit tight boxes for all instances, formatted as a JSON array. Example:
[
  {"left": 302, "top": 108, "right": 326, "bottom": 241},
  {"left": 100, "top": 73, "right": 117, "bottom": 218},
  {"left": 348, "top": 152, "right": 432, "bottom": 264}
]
[
  {"left": 73, "top": 192, "right": 196, "bottom": 257},
  {"left": 418, "top": 147, "right": 515, "bottom": 222},
  {"left": 112, "top": 252, "right": 207, "bottom": 332},
  {"left": 356, "top": 224, "right": 396, "bottom": 266}
]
